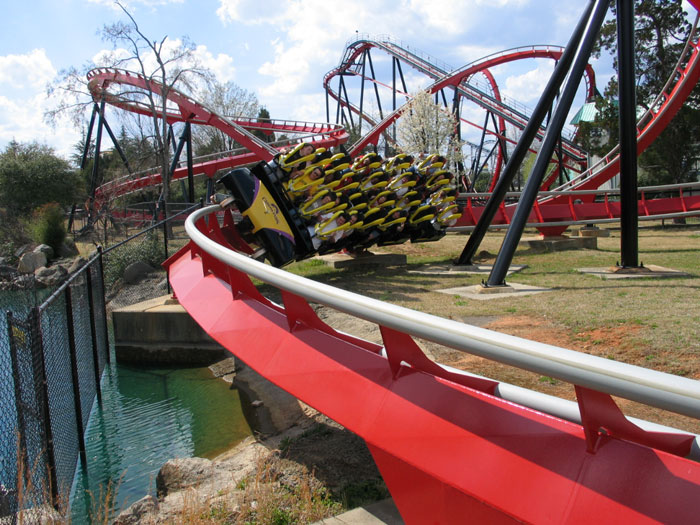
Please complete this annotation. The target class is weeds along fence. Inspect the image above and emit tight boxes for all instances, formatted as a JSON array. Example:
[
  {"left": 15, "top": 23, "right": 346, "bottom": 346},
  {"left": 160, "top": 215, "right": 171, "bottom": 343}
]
[{"left": 0, "top": 202, "right": 201, "bottom": 521}]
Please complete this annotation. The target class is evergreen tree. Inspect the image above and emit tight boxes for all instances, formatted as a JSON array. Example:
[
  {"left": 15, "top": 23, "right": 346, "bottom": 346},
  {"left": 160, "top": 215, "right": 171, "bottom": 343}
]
[{"left": 578, "top": 0, "right": 700, "bottom": 184}]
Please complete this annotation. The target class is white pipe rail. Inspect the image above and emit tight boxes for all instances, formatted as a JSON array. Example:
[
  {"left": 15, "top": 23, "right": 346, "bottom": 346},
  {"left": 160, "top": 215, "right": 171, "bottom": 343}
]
[{"left": 185, "top": 206, "right": 700, "bottom": 447}]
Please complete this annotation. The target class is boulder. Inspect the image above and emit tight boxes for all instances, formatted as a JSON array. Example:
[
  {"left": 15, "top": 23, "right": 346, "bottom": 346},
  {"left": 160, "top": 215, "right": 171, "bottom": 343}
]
[
  {"left": 123, "top": 261, "right": 155, "bottom": 284},
  {"left": 58, "top": 238, "right": 80, "bottom": 258},
  {"left": 35, "top": 265, "right": 68, "bottom": 288},
  {"left": 113, "top": 495, "right": 159, "bottom": 525},
  {"left": 0, "top": 265, "right": 16, "bottom": 280},
  {"left": 156, "top": 457, "right": 215, "bottom": 496},
  {"left": 17, "top": 251, "right": 47, "bottom": 274},
  {"left": 34, "top": 244, "right": 54, "bottom": 259},
  {"left": 234, "top": 362, "right": 308, "bottom": 435},
  {"left": 14, "top": 244, "right": 32, "bottom": 258},
  {"left": 67, "top": 256, "right": 87, "bottom": 274}
]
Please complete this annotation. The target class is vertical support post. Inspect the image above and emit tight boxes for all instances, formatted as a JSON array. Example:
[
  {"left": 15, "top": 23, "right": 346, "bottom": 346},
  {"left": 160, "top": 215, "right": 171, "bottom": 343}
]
[
  {"left": 186, "top": 122, "right": 195, "bottom": 204},
  {"left": 65, "top": 287, "right": 87, "bottom": 466},
  {"left": 88, "top": 99, "right": 106, "bottom": 224},
  {"left": 7, "top": 312, "right": 29, "bottom": 487},
  {"left": 366, "top": 51, "right": 383, "bottom": 119},
  {"left": 359, "top": 50, "right": 367, "bottom": 138},
  {"left": 85, "top": 267, "right": 102, "bottom": 404},
  {"left": 30, "top": 307, "right": 58, "bottom": 506},
  {"left": 97, "top": 246, "right": 111, "bottom": 364},
  {"left": 617, "top": 0, "right": 639, "bottom": 267},
  {"left": 163, "top": 214, "right": 171, "bottom": 295}
]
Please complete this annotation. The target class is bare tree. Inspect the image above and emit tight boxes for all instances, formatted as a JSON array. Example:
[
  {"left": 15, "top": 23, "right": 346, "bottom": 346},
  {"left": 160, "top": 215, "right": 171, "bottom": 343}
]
[
  {"left": 395, "top": 90, "right": 463, "bottom": 169},
  {"left": 46, "top": 1, "right": 213, "bottom": 225},
  {"left": 191, "top": 80, "right": 260, "bottom": 155}
]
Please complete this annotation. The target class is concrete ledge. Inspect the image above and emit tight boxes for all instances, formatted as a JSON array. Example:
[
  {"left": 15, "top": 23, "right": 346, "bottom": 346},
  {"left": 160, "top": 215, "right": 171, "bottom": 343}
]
[
  {"left": 520, "top": 235, "right": 597, "bottom": 252},
  {"left": 409, "top": 264, "right": 526, "bottom": 276},
  {"left": 437, "top": 282, "right": 552, "bottom": 300},
  {"left": 113, "top": 294, "right": 227, "bottom": 365},
  {"left": 314, "top": 498, "right": 403, "bottom": 524},
  {"left": 316, "top": 253, "right": 407, "bottom": 269},
  {"left": 577, "top": 265, "right": 692, "bottom": 280},
  {"left": 574, "top": 226, "right": 611, "bottom": 238}
]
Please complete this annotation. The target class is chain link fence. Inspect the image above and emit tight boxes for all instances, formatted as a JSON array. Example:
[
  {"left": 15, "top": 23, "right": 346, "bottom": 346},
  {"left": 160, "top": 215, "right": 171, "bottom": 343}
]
[{"left": 0, "top": 201, "right": 201, "bottom": 522}]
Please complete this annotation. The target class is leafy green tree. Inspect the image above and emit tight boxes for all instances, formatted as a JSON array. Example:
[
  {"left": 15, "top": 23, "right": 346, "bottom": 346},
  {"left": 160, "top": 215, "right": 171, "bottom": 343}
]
[
  {"left": 0, "top": 141, "right": 82, "bottom": 216},
  {"left": 251, "top": 107, "right": 275, "bottom": 144},
  {"left": 579, "top": 0, "right": 700, "bottom": 184}
]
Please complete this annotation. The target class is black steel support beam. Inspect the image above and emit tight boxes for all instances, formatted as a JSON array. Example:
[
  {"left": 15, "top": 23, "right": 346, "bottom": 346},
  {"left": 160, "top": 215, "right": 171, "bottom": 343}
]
[
  {"left": 617, "top": 0, "right": 639, "bottom": 267},
  {"left": 366, "top": 51, "right": 383, "bottom": 119},
  {"left": 186, "top": 122, "right": 195, "bottom": 203},
  {"left": 456, "top": 0, "right": 596, "bottom": 265},
  {"left": 80, "top": 104, "right": 98, "bottom": 170},
  {"left": 486, "top": 0, "right": 610, "bottom": 286}
]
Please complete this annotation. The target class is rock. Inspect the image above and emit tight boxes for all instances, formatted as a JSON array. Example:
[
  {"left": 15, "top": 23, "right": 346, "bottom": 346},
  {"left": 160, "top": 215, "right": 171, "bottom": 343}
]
[
  {"left": 156, "top": 457, "right": 215, "bottom": 496},
  {"left": 34, "top": 265, "right": 68, "bottom": 288},
  {"left": 113, "top": 495, "right": 159, "bottom": 525},
  {"left": 123, "top": 261, "right": 155, "bottom": 284},
  {"left": 209, "top": 357, "right": 237, "bottom": 383},
  {"left": 34, "top": 244, "right": 54, "bottom": 260},
  {"left": 0, "top": 264, "right": 16, "bottom": 280},
  {"left": 235, "top": 362, "right": 308, "bottom": 436},
  {"left": 17, "top": 251, "right": 47, "bottom": 274},
  {"left": 67, "top": 256, "right": 87, "bottom": 274},
  {"left": 14, "top": 243, "right": 32, "bottom": 258},
  {"left": 58, "top": 238, "right": 80, "bottom": 258}
]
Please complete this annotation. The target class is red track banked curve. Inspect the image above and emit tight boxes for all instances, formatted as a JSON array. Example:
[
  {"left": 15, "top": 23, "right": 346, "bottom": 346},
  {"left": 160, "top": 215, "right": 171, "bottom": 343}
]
[
  {"left": 165, "top": 206, "right": 700, "bottom": 523},
  {"left": 87, "top": 68, "right": 349, "bottom": 203}
]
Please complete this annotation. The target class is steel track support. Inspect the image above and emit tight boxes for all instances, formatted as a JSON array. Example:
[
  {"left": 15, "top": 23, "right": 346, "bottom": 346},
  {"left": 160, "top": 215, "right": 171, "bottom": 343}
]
[
  {"left": 80, "top": 104, "right": 98, "bottom": 170},
  {"left": 617, "top": 0, "right": 639, "bottom": 268},
  {"left": 456, "top": 0, "right": 596, "bottom": 265},
  {"left": 486, "top": 0, "right": 610, "bottom": 286},
  {"left": 366, "top": 50, "right": 384, "bottom": 120}
]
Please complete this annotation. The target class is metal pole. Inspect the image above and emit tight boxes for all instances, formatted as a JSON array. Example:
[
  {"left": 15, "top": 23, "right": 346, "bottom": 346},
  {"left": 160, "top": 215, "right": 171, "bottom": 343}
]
[
  {"left": 487, "top": 0, "right": 611, "bottom": 286},
  {"left": 85, "top": 267, "right": 102, "bottom": 404},
  {"left": 456, "top": 0, "right": 596, "bottom": 265},
  {"left": 7, "top": 312, "right": 29, "bottom": 489},
  {"left": 65, "top": 287, "right": 87, "bottom": 466},
  {"left": 30, "top": 307, "right": 58, "bottom": 506},
  {"left": 80, "top": 104, "right": 98, "bottom": 170},
  {"left": 367, "top": 51, "right": 384, "bottom": 119},
  {"left": 617, "top": 0, "right": 639, "bottom": 267},
  {"left": 186, "top": 122, "right": 195, "bottom": 204},
  {"left": 97, "top": 246, "right": 111, "bottom": 364}
]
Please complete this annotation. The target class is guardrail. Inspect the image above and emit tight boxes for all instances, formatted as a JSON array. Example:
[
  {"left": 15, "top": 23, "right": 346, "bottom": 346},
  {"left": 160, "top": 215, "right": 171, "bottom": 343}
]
[{"left": 184, "top": 205, "right": 700, "bottom": 455}]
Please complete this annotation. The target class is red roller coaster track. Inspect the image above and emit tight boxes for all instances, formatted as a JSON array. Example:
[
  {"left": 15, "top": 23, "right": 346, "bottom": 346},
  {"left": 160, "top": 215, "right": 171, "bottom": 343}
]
[{"left": 102, "top": 3, "right": 700, "bottom": 522}]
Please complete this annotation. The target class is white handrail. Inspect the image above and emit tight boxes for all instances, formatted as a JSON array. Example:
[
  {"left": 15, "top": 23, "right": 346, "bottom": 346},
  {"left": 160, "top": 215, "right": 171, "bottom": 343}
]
[{"left": 185, "top": 206, "right": 700, "bottom": 421}]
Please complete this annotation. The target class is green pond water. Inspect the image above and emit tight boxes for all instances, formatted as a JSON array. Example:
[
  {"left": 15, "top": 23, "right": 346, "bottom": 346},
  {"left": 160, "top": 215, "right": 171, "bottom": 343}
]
[{"left": 70, "top": 360, "right": 251, "bottom": 521}]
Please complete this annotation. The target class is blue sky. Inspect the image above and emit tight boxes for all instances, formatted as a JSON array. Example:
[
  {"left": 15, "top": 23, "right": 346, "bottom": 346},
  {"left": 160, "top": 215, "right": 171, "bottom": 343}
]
[{"left": 1, "top": 0, "right": 694, "bottom": 160}]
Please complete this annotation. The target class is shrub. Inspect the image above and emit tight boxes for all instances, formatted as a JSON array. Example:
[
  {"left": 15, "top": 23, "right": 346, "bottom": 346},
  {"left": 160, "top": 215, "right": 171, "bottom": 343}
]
[
  {"left": 103, "top": 233, "right": 166, "bottom": 287},
  {"left": 29, "top": 203, "right": 66, "bottom": 257}
]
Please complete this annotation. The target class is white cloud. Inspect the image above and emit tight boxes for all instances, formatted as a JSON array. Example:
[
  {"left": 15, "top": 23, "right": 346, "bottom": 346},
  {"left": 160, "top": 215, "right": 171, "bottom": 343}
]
[
  {"left": 87, "top": 0, "right": 184, "bottom": 8},
  {"left": 194, "top": 45, "right": 236, "bottom": 83},
  {"left": 502, "top": 63, "right": 554, "bottom": 104},
  {"left": 0, "top": 49, "right": 56, "bottom": 91},
  {"left": 0, "top": 50, "right": 79, "bottom": 157},
  {"left": 216, "top": 0, "right": 243, "bottom": 24}
]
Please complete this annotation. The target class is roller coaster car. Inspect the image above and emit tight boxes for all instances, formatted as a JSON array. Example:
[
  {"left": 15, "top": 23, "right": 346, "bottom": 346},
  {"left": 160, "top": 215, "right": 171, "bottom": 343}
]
[{"left": 217, "top": 162, "right": 315, "bottom": 267}]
